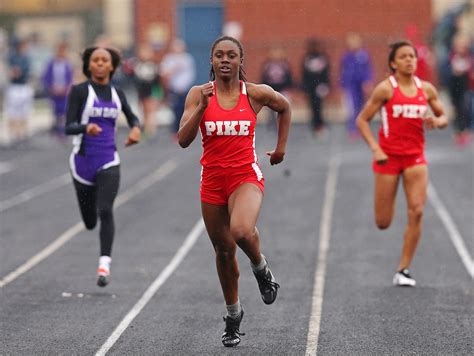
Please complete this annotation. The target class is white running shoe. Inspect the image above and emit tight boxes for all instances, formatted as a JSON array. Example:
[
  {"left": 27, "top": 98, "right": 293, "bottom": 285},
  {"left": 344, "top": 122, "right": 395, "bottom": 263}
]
[
  {"left": 97, "top": 256, "right": 111, "bottom": 287},
  {"left": 393, "top": 269, "right": 416, "bottom": 287}
]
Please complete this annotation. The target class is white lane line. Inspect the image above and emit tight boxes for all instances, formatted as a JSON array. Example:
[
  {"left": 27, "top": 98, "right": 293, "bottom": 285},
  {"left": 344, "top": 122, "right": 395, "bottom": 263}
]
[
  {"left": 95, "top": 218, "right": 205, "bottom": 356},
  {"left": 0, "top": 173, "right": 70, "bottom": 213},
  {"left": 428, "top": 182, "right": 474, "bottom": 279},
  {"left": 0, "top": 159, "right": 178, "bottom": 288},
  {"left": 305, "top": 154, "right": 340, "bottom": 356},
  {"left": 0, "top": 161, "right": 14, "bottom": 175}
]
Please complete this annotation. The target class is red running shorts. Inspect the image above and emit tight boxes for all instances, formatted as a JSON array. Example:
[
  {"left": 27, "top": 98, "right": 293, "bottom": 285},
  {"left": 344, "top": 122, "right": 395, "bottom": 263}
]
[
  {"left": 200, "top": 163, "right": 265, "bottom": 205},
  {"left": 373, "top": 153, "right": 427, "bottom": 175}
]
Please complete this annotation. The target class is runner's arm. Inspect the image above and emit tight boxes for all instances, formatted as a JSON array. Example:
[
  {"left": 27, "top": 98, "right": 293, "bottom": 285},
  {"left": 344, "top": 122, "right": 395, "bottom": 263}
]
[
  {"left": 178, "top": 83, "right": 213, "bottom": 148},
  {"left": 423, "top": 82, "right": 448, "bottom": 130},
  {"left": 65, "top": 84, "right": 88, "bottom": 135},
  {"left": 356, "top": 81, "right": 391, "bottom": 163}
]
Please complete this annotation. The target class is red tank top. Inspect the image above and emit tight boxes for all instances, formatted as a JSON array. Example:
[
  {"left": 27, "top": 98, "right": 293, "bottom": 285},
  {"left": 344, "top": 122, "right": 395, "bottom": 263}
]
[
  {"left": 379, "top": 75, "right": 428, "bottom": 156},
  {"left": 200, "top": 81, "right": 258, "bottom": 168}
]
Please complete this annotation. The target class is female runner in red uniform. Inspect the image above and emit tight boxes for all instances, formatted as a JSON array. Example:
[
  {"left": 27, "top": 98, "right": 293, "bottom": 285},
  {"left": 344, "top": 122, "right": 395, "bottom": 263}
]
[
  {"left": 178, "top": 36, "right": 291, "bottom": 347},
  {"left": 356, "top": 41, "right": 448, "bottom": 287}
]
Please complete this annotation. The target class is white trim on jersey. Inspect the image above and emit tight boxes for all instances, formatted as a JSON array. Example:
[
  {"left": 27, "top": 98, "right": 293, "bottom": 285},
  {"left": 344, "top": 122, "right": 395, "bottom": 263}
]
[
  {"left": 381, "top": 106, "right": 389, "bottom": 138},
  {"left": 111, "top": 87, "right": 122, "bottom": 134},
  {"left": 111, "top": 87, "right": 122, "bottom": 113},
  {"left": 69, "top": 152, "right": 94, "bottom": 186},
  {"left": 252, "top": 132, "right": 258, "bottom": 163},
  {"left": 72, "top": 85, "right": 96, "bottom": 154},
  {"left": 242, "top": 81, "right": 247, "bottom": 95},
  {"left": 101, "top": 151, "right": 120, "bottom": 170},
  {"left": 388, "top": 76, "right": 398, "bottom": 88},
  {"left": 414, "top": 76, "right": 422, "bottom": 89},
  {"left": 252, "top": 163, "right": 263, "bottom": 181}
]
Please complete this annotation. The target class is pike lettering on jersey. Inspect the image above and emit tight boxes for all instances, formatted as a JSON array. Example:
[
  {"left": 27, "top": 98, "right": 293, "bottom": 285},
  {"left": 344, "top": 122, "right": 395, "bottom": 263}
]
[
  {"left": 205, "top": 120, "right": 251, "bottom": 136},
  {"left": 392, "top": 104, "right": 427, "bottom": 119},
  {"left": 91, "top": 107, "right": 119, "bottom": 118}
]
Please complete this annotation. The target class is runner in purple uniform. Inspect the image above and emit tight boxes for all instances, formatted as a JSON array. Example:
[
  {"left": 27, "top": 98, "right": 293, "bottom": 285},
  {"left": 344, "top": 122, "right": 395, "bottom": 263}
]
[{"left": 65, "top": 47, "right": 141, "bottom": 287}]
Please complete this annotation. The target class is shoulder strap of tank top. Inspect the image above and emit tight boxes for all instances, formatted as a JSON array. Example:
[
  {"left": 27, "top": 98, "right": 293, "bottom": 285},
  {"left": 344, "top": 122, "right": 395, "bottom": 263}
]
[
  {"left": 111, "top": 86, "right": 122, "bottom": 112},
  {"left": 414, "top": 76, "right": 422, "bottom": 89},
  {"left": 241, "top": 80, "right": 247, "bottom": 95},
  {"left": 87, "top": 84, "right": 97, "bottom": 100},
  {"left": 388, "top": 75, "right": 398, "bottom": 88}
]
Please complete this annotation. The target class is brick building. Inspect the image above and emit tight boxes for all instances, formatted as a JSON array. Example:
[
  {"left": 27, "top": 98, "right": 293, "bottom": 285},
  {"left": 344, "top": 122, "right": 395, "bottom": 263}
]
[{"left": 135, "top": 0, "right": 433, "bottom": 87}]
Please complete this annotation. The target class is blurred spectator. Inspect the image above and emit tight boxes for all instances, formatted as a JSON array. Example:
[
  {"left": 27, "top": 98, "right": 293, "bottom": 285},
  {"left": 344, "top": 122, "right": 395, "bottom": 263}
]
[
  {"left": 448, "top": 33, "right": 473, "bottom": 146},
  {"left": 340, "top": 33, "right": 373, "bottom": 140},
  {"left": 161, "top": 38, "right": 196, "bottom": 138},
  {"left": 301, "top": 38, "right": 330, "bottom": 136},
  {"left": 469, "top": 57, "right": 474, "bottom": 131},
  {"left": 125, "top": 44, "right": 161, "bottom": 138},
  {"left": 42, "top": 42, "right": 73, "bottom": 140},
  {"left": 0, "top": 29, "right": 8, "bottom": 95},
  {"left": 433, "top": 3, "right": 467, "bottom": 86},
  {"left": 26, "top": 32, "right": 52, "bottom": 96},
  {"left": 3, "top": 38, "right": 34, "bottom": 143},
  {"left": 405, "top": 23, "right": 434, "bottom": 82},
  {"left": 261, "top": 45, "right": 293, "bottom": 129},
  {"left": 261, "top": 46, "right": 293, "bottom": 94}
]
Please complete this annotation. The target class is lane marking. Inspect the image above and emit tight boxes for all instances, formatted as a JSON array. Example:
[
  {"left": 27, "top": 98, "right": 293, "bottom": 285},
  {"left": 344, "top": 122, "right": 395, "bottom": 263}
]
[
  {"left": 0, "top": 159, "right": 178, "bottom": 288},
  {"left": 0, "top": 173, "right": 70, "bottom": 213},
  {"left": 95, "top": 218, "right": 205, "bottom": 356},
  {"left": 305, "top": 154, "right": 340, "bottom": 356},
  {"left": 428, "top": 182, "right": 474, "bottom": 279},
  {"left": 0, "top": 161, "right": 14, "bottom": 176}
]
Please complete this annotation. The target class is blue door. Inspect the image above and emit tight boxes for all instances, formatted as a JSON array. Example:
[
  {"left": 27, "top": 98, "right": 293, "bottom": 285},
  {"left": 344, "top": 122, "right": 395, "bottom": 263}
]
[{"left": 178, "top": 2, "right": 223, "bottom": 84}]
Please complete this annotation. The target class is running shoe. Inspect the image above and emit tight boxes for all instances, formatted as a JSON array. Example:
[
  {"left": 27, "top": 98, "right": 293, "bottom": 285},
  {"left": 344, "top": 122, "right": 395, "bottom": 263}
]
[
  {"left": 253, "top": 259, "right": 280, "bottom": 304},
  {"left": 393, "top": 269, "right": 416, "bottom": 287},
  {"left": 97, "top": 266, "right": 110, "bottom": 287},
  {"left": 222, "top": 309, "right": 245, "bottom": 347}
]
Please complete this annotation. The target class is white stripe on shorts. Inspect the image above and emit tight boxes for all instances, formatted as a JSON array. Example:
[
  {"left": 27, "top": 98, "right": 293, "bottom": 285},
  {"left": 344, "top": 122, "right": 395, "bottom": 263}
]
[
  {"left": 69, "top": 152, "right": 94, "bottom": 186},
  {"left": 252, "top": 163, "right": 263, "bottom": 181}
]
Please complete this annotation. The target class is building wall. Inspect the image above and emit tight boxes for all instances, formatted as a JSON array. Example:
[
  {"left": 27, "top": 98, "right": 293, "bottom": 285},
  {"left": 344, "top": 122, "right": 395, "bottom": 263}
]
[{"left": 135, "top": 0, "right": 432, "bottom": 87}]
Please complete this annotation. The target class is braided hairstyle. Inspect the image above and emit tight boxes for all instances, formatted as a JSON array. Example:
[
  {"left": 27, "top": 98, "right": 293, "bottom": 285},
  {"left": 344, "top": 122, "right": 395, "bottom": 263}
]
[
  {"left": 82, "top": 46, "right": 121, "bottom": 79},
  {"left": 209, "top": 36, "right": 247, "bottom": 81}
]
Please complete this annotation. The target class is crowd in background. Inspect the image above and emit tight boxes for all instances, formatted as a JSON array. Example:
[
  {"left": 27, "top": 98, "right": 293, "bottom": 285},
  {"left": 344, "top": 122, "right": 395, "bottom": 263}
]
[{"left": 0, "top": 2, "right": 472, "bottom": 147}]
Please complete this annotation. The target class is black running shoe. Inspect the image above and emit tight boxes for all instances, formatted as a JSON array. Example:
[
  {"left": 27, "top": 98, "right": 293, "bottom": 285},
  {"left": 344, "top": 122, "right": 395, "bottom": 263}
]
[
  {"left": 253, "top": 260, "right": 280, "bottom": 304},
  {"left": 222, "top": 309, "right": 245, "bottom": 347},
  {"left": 97, "top": 275, "right": 109, "bottom": 287},
  {"left": 97, "top": 266, "right": 109, "bottom": 287}
]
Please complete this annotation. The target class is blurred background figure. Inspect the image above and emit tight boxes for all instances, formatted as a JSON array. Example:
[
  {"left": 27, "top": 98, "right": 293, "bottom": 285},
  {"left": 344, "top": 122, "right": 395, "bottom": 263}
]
[
  {"left": 301, "top": 38, "right": 330, "bottom": 137},
  {"left": 3, "top": 38, "right": 34, "bottom": 144},
  {"left": 126, "top": 44, "right": 162, "bottom": 138},
  {"left": 340, "top": 33, "right": 373, "bottom": 141},
  {"left": 26, "top": 32, "right": 52, "bottom": 96},
  {"left": 260, "top": 45, "right": 293, "bottom": 129},
  {"left": 0, "top": 29, "right": 8, "bottom": 98},
  {"left": 261, "top": 45, "right": 293, "bottom": 95},
  {"left": 41, "top": 42, "right": 73, "bottom": 140},
  {"left": 433, "top": 3, "right": 469, "bottom": 87},
  {"left": 469, "top": 53, "right": 474, "bottom": 133},
  {"left": 405, "top": 23, "right": 435, "bottom": 82},
  {"left": 448, "top": 33, "right": 473, "bottom": 146},
  {"left": 160, "top": 38, "right": 196, "bottom": 140}
]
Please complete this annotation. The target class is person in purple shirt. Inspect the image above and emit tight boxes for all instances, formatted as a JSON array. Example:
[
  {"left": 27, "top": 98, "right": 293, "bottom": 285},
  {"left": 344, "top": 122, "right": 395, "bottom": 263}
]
[
  {"left": 340, "top": 33, "right": 373, "bottom": 140},
  {"left": 65, "top": 47, "right": 141, "bottom": 287},
  {"left": 42, "top": 42, "right": 74, "bottom": 138}
]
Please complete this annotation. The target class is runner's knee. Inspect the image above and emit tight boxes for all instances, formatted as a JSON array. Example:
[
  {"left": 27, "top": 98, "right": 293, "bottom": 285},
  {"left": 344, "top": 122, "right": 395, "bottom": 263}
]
[
  {"left": 214, "top": 243, "right": 236, "bottom": 262},
  {"left": 83, "top": 218, "right": 97, "bottom": 230},
  {"left": 230, "top": 225, "right": 255, "bottom": 245},
  {"left": 375, "top": 216, "right": 391, "bottom": 230},
  {"left": 408, "top": 204, "right": 424, "bottom": 223}
]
